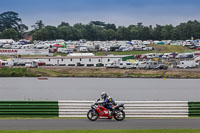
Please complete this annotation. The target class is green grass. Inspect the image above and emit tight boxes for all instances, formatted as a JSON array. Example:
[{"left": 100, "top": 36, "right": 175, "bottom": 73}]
[
  {"left": 94, "top": 51, "right": 156, "bottom": 56},
  {"left": 149, "top": 44, "right": 196, "bottom": 53},
  {"left": 1, "top": 67, "right": 200, "bottom": 79},
  {"left": 0, "top": 68, "right": 38, "bottom": 77},
  {"left": 94, "top": 44, "right": 197, "bottom": 56},
  {"left": 0, "top": 129, "right": 200, "bottom": 133},
  {"left": 53, "top": 52, "right": 67, "bottom": 56},
  {"left": 0, "top": 56, "right": 10, "bottom": 60}
]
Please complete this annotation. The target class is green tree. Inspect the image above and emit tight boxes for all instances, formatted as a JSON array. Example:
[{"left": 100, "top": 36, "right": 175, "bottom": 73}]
[
  {"left": 96, "top": 28, "right": 107, "bottom": 41},
  {"left": 0, "top": 11, "right": 22, "bottom": 32},
  {"left": 30, "top": 19, "right": 200, "bottom": 41},
  {"left": 90, "top": 21, "right": 105, "bottom": 27},
  {"left": 32, "top": 29, "right": 44, "bottom": 40},
  {"left": 171, "top": 27, "right": 179, "bottom": 40},
  {"left": 105, "top": 23, "right": 117, "bottom": 31},
  {"left": 58, "top": 22, "right": 70, "bottom": 28},
  {"left": 57, "top": 26, "right": 72, "bottom": 40},
  {"left": 128, "top": 25, "right": 139, "bottom": 40},
  {"left": 32, "top": 20, "right": 44, "bottom": 30},
  {"left": 33, "top": 26, "right": 57, "bottom": 40},
  {"left": 161, "top": 24, "right": 174, "bottom": 40},
  {"left": 141, "top": 26, "right": 152, "bottom": 40},
  {"left": 1, "top": 28, "right": 18, "bottom": 40},
  {"left": 105, "top": 29, "right": 116, "bottom": 40},
  {"left": 18, "top": 24, "right": 28, "bottom": 38},
  {"left": 117, "top": 26, "right": 130, "bottom": 40},
  {"left": 152, "top": 24, "right": 162, "bottom": 40}
]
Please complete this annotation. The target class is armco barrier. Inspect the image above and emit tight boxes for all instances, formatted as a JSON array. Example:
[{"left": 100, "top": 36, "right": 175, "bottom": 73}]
[
  {"left": 188, "top": 102, "right": 200, "bottom": 117},
  {"left": 59, "top": 101, "right": 188, "bottom": 118},
  {"left": 1, "top": 101, "right": 198, "bottom": 118},
  {"left": 0, "top": 101, "right": 58, "bottom": 117}
]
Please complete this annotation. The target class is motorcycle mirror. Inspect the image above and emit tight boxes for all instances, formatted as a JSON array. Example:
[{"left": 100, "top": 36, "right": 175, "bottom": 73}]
[{"left": 97, "top": 98, "right": 100, "bottom": 101}]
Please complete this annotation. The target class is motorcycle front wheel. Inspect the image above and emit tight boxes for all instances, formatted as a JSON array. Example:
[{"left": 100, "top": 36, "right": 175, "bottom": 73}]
[
  {"left": 87, "top": 110, "right": 99, "bottom": 121},
  {"left": 114, "top": 110, "right": 125, "bottom": 121}
]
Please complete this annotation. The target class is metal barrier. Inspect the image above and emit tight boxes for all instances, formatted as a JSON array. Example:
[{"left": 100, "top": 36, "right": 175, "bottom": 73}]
[
  {"left": 0, "top": 101, "right": 196, "bottom": 118},
  {"left": 188, "top": 102, "right": 200, "bottom": 117},
  {"left": 59, "top": 101, "right": 188, "bottom": 118},
  {"left": 0, "top": 101, "right": 58, "bottom": 117}
]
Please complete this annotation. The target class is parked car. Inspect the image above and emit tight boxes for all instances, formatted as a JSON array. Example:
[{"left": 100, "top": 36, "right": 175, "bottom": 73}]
[
  {"left": 145, "top": 61, "right": 159, "bottom": 69},
  {"left": 143, "top": 47, "right": 154, "bottom": 51},
  {"left": 0, "top": 60, "right": 8, "bottom": 67},
  {"left": 137, "top": 61, "right": 159, "bottom": 69},
  {"left": 2, "top": 44, "right": 11, "bottom": 49},
  {"left": 154, "top": 64, "right": 168, "bottom": 70},
  {"left": 135, "top": 55, "right": 142, "bottom": 59},
  {"left": 162, "top": 53, "right": 172, "bottom": 59},
  {"left": 196, "top": 48, "right": 200, "bottom": 50},
  {"left": 106, "top": 62, "right": 119, "bottom": 68},
  {"left": 119, "top": 62, "right": 134, "bottom": 69},
  {"left": 137, "top": 61, "right": 147, "bottom": 69},
  {"left": 177, "top": 61, "right": 199, "bottom": 69}
]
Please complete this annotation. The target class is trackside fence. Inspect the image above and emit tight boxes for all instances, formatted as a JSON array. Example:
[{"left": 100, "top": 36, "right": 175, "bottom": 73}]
[
  {"left": 59, "top": 101, "right": 188, "bottom": 118},
  {"left": 0, "top": 101, "right": 58, "bottom": 117},
  {"left": 188, "top": 102, "right": 200, "bottom": 117},
  {"left": 0, "top": 101, "right": 199, "bottom": 118}
]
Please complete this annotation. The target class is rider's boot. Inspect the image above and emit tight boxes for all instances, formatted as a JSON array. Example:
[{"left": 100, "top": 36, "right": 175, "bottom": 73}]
[{"left": 109, "top": 109, "right": 114, "bottom": 116}]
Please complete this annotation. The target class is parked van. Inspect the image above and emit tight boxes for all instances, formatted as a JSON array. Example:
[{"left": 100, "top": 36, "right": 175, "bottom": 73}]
[
  {"left": 106, "top": 62, "right": 119, "bottom": 68},
  {"left": 137, "top": 61, "right": 147, "bottom": 69},
  {"left": 144, "top": 61, "right": 159, "bottom": 69},
  {"left": 11, "top": 45, "right": 21, "bottom": 49},
  {"left": 162, "top": 53, "right": 172, "bottom": 58},
  {"left": 25, "top": 60, "right": 44, "bottom": 68},
  {"left": 2, "top": 44, "right": 11, "bottom": 49},
  {"left": 119, "top": 61, "right": 134, "bottom": 69},
  {"left": 138, "top": 61, "right": 159, "bottom": 69},
  {"left": 0, "top": 60, "right": 8, "bottom": 67},
  {"left": 146, "top": 53, "right": 158, "bottom": 59},
  {"left": 25, "top": 62, "right": 37, "bottom": 68},
  {"left": 177, "top": 60, "right": 199, "bottom": 69},
  {"left": 176, "top": 53, "right": 194, "bottom": 59}
]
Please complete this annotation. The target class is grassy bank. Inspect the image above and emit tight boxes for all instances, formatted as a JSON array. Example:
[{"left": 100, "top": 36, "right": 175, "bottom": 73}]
[
  {"left": 0, "top": 68, "right": 38, "bottom": 77},
  {"left": 94, "top": 44, "right": 197, "bottom": 56},
  {"left": 1, "top": 67, "right": 200, "bottom": 78},
  {"left": 30, "top": 67, "right": 165, "bottom": 78},
  {"left": 30, "top": 67, "right": 200, "bottom": 79},
  {"left": 0, "top": 129, "right": 200, "bottom": 133}
]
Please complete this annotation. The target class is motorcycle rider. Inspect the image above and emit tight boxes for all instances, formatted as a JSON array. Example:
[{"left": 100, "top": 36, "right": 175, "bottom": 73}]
[{"left": 100, "top": 92, "right": 115, "bottom": 115}]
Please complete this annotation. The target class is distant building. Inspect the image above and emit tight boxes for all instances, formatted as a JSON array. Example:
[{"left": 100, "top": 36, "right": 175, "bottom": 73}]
[{"left": 23, "top": 34, "right": 33, "bottom": 42}]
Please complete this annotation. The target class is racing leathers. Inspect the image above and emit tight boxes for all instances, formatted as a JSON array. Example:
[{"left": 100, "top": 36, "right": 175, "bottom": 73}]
[{"left": 102, "top": 96, "right": 115, "bottom": 111}]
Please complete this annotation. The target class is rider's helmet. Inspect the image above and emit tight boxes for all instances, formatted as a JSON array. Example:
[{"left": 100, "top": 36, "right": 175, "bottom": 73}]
[{"left": 101, "top": 92, "right": 108, "bottom": 100}]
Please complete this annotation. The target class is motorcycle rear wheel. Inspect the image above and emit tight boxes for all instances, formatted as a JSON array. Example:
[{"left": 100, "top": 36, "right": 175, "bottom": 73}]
[
  {"left": 87, "top": 110, "right": 99, "bottom": 121},
  {"left": 114, "top": 110, "right": 125, "bottom": 121}
]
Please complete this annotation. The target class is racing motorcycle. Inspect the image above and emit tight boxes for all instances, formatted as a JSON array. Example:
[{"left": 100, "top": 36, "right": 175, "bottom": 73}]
[{"left": 87, "top": 99, "right": 125, "bottom": 121}]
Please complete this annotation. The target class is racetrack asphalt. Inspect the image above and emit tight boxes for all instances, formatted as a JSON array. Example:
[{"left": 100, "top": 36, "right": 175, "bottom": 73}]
[{"left": 0, "top": 119, "right": 200, "bottom": 130}]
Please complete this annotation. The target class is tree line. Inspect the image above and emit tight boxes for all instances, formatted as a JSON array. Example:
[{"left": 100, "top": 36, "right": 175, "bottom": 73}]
[{"left": 0, "top": 11, "right": 200, "bottom": 41}]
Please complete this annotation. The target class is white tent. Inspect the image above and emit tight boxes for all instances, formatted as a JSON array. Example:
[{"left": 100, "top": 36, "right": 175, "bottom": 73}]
[{"left": 0, "top": 39, "right": 15, "bottom": 44}]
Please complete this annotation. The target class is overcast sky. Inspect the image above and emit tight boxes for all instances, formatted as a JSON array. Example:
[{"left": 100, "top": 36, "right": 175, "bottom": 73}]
[{"left": 0, "top": 0, "right": 200, "bottom": 28}]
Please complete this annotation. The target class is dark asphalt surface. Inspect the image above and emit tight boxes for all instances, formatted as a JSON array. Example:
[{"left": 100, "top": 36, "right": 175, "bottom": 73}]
[{"left": 0, "top": 119, "right": 200, "bottom": 130}]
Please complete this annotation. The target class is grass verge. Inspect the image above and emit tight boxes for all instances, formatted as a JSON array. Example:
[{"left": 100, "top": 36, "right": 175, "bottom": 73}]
[
  {"left": 94, "top": 44, "right": 198, "bottom": 56},
  {"left": 0, "top": 68, "right": 38, "bottom": 77},
  {"left": 1, "top": 67, "right": 200, "bottom": 79},
  {"left": 30, "top": 67, "right": 200, "bottom": 79}
]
